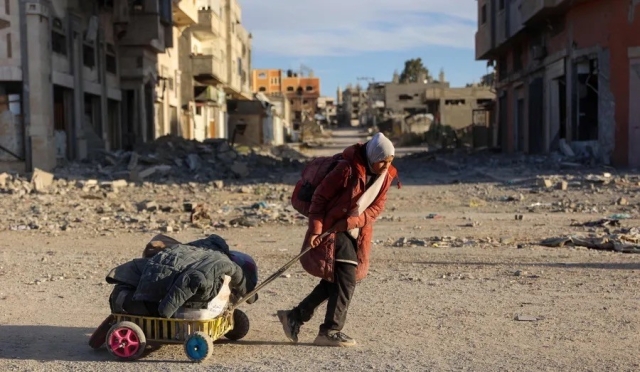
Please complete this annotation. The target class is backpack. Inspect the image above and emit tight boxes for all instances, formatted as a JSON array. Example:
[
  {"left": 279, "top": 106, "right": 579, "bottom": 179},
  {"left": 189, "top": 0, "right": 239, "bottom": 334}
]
[{"left": 291, "top": 154, "right": 348, "bottom": 217}]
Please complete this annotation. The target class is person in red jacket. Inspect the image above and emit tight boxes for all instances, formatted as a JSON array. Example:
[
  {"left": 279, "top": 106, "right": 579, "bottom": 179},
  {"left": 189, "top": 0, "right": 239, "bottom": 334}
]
[{"left": 278, "top": 132, "right": 398, "bottom": 347}]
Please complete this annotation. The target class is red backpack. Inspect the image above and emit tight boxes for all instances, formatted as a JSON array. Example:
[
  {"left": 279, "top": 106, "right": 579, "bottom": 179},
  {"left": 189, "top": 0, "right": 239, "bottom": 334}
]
[{"left": 291, "top": 154, "right": 349, "bottom": 217}]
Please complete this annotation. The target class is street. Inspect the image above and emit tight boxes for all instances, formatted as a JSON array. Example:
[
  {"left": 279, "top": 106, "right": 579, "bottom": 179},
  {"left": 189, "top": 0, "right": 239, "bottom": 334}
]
[{"left": 1, "top": 129, "right": 640, "bottom": 371}]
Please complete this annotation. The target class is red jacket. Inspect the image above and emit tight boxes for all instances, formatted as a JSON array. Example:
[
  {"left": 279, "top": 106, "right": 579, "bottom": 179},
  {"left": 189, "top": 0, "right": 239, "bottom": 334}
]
[{"left": 299, "top": 143, "right": 398, "bottom": 282}]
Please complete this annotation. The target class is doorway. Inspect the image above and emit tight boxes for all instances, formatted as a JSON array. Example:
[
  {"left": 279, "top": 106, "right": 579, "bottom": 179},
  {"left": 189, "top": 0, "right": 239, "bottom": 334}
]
[
  {"left": 528, "top": 77, "right": 544, "bottom": 154},
  {"left": 514, "top": 95, "right": 525, "bottom": 152}
]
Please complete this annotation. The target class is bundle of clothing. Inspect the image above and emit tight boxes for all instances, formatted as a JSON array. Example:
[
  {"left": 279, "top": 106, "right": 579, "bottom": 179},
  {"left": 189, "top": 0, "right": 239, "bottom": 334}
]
[{"left": 105, "top": 234, "right": 258, "bottom": 319}]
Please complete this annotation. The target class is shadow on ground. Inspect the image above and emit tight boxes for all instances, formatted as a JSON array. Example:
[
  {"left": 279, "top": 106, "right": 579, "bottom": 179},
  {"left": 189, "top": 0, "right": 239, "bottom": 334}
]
[{"left": 0, "top": 325, "right": 313, "bottom": 362}]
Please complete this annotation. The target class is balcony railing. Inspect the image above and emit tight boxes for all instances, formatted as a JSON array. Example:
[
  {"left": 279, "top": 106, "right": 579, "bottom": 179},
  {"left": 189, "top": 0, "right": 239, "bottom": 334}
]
[
  {"left": 191, "top": 54, "right": 225, "bottom": 85},
  {"left": 475, "top": 22, "right": 492, "bottom": 60},
  {"left": 193, "top": 7, "right": 221, "bottom": 39},
  {"left": 173, "top": 0, "right": 198, "bottom": 26},
  {"left": 520, "top": 0, "right": 558, "bottom": 24}
]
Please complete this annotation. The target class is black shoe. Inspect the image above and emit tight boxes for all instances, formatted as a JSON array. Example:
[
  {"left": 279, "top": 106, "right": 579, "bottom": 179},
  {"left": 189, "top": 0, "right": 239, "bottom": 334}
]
[
  {"left": 277, "top": 310, "right": 300, "bottom": 343},
  {"left": 313, "top": 330, "right": 357, "bottom": 347}
]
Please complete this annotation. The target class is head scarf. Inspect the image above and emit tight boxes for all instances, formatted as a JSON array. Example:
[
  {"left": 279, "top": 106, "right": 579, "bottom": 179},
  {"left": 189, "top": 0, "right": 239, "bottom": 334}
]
[{"left": 365, "top": 132, "right": 395, "bottom": 169}]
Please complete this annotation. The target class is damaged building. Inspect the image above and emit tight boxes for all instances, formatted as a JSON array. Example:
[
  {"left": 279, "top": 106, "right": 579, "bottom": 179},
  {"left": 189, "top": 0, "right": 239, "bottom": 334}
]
[
  {"left": 0, "top": 0, "right": 254, "bottom": 173},
  {"left": 475, "top": 0, "right": 640, "bottom": 166}
]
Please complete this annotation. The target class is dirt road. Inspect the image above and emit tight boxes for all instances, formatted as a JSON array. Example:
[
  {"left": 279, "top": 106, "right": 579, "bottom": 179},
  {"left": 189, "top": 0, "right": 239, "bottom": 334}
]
[{"left": 1, "top": 129, "right": 640, "bottom": 371}]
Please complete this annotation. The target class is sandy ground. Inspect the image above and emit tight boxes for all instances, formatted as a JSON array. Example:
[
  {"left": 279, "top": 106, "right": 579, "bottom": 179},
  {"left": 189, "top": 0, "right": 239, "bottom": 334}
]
[{"left": 1, "top": 129, "right": 640, "bottom": 371}]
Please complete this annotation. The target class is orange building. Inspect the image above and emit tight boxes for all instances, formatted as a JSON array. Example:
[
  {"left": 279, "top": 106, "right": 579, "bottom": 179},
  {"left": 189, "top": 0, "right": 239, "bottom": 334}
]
[
  {"left": 251, "top": 69, "right": 321, "bottom": 123},
  {"left": 475, "top": 0, "right": 640, "bottom": 167}
]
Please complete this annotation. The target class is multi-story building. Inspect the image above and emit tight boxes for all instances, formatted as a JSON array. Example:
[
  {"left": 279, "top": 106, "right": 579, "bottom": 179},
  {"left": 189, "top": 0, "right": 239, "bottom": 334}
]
[
  {"left": 251, "top": 68, "right": 321, "bottom": 126},
  {"left": 0, "top": 0, "right": 174, "bottom": 173},
  {"left": 180, "top": 0, "right": 252, "bottom": 141},
  {"left": 154, "top": 0, "right": 198, "bottom": 139},
  {"left": 338, "top": 84, "right": 366, "bottom": 127},
  {"left": 316, "top": 96, "right": 337, "bottom": 125},
  {"left": 475, "top": 0, "right": 640, "bottom": 166}
]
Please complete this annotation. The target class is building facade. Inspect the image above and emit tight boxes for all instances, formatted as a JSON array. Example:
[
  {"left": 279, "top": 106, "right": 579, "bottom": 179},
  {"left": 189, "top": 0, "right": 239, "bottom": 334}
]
[
  {"left": 476, "top": 0, "right": 640, "bottom": 166},
  {"left": 251, "top": 68, "right": 321, "bottom": 127}
]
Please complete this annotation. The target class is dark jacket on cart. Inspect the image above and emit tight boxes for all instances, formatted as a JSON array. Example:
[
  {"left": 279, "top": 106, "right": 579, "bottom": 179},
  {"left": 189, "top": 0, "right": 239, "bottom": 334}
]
[{"left": 132, "top": 244, "right": 252, "bottom": 318}]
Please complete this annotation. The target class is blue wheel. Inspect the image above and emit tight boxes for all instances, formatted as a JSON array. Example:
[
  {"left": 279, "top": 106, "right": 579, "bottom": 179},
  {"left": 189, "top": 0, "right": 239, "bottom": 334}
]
[{"left": 183, "top": 331, "right": 213, "bottom": 362}]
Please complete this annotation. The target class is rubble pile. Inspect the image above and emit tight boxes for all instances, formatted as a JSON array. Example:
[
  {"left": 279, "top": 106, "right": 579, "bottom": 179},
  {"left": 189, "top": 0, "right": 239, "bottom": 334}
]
[
  {"left": 0, "top": 136, "right": 315, "bottom": 235},
  {"left": 0, "top": 170, "right": 307, "bottom": 235},
  {"left": 57, "top": 135, "right": 308, "bottom": 183}
]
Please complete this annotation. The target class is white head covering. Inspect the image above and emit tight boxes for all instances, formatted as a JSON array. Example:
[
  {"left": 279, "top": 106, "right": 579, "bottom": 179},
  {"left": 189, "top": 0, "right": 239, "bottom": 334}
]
[{"left": 365, "top": 132, "right": 395, "bottom": 168}]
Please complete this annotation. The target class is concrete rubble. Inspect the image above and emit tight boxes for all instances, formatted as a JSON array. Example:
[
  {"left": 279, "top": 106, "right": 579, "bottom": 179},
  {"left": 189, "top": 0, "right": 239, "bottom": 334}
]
[{"left": 0, "top": 135, "right": 311, "bottom": 235}]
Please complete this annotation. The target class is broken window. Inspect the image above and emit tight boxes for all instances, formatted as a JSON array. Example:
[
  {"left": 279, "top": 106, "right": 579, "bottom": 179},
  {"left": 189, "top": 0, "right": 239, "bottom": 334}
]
[
  {"left": 476, "top": 99, "right": 492, "bottom": 106},
  {"left": 445, "top": 99, "right": 466, "bottom": 105},
  {"left": 573, "top": 60, "right": 599, "bottom": 141},
  {"left": 106, "top": 43, "right": 117, "bottom": 74},
  {"left": 51, "top": 31, "right": 66, "bottom": 55},
  {"left": 196, "top": 106, "right": 202, "bottom": 115},
  {"left": 481, "top": 4, "right": 487, "bottom": 24},
  {"left": 258, "top": 86, "right": 266, "bottom": 92},
  {"left": 83, "top": 43, "right": 95, "bottom": 68},
  {"left": 167, "top": 77, "right": 174, "bottom": 91},
  {"left": 398, "top": 94, "right": 413, "bottom": 100},
  {"left": 286, "top": 86, "right": 294, "bottom": 91},
  {"left": 159, "top": 0, "right": 172, "bottom": 25}
]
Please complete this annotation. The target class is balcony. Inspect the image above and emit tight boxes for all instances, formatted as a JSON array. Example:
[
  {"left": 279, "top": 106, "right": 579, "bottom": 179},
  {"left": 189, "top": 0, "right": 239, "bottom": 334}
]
[
  {"left": 475, "top": 22, "right": 492, "bottom": 60},
  {"left": 520, "top": 0, "right": 559, "bottom": 24},
  {"left": 118, "top": 14, "right": 167, "bottom": 52},
  {"left": 192, "top": 8, "right": 221, "bottom": 40},
  {"left": 173, "top": 0, "right": 198, "bottom": 27},
  {"left": 192, "top": 54, "right": 226, "bottom": 85}
]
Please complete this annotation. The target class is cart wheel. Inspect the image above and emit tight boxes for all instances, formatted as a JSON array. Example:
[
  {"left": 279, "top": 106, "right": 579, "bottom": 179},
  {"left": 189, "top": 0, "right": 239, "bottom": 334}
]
[
  {"left": 184, "top": 331, "right": 213, "bottom": 362},
  {"left": 224, "top": 309, "right": 250, "bottom": 341},
  {"left": 89, "top": 315, "right": 116, "bottom": 349},
  {"left": 106, "top": 321, "right": 146, "bottom": 361}
]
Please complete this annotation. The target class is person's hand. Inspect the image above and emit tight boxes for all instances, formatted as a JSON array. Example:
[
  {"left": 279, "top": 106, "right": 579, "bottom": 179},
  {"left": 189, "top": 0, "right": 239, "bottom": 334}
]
[{"left": 308, "top": 234, "right": 321, "bottom": 248}]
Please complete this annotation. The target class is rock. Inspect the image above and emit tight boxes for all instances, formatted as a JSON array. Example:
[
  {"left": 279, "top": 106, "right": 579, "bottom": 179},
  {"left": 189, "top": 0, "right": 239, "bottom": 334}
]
[
  {"left": 0, "top": 172, "right": 9, "bottom": 187},
  {"left": 541, "top": 179, "right": 554, "bottom": 188},
  {"left": 514, "top": 314, "right": 538, "bottom": 322},
  {"left": 557, "top": 181, "right": 568, "bottom": 190},
  {"left": 137, "top": 200, "right": 158, "bottom": 212},
  {"left": 212, "top": 180, "right": 224, "bottom": 189},
  {"left": 112, "top": 179, "right": 128, "bottom": 189},
  {"left": 617, "top": 197, "right": 628, "bottom": 206},
  {"left": 187, "top": 154, "right": 201, "bottom": 171},
  {"left": 231, "top": 161, "right": 250, "bottom": 178},
  {"left": 31, "top": 168, "right": 54, "bottom": 193}
]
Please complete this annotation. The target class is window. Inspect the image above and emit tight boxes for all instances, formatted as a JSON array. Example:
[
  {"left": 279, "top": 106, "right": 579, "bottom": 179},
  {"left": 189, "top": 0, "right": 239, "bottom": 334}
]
[
  {"left": 237, "top": 57, "right": 242, "bottom": 75},
  {"left": 481, "top": 4, "right": 487, "bottom": 24},
  {"left": 196, "top": 106, "right": 202, "bottom": 115},
  {"left": 83, "top": 44, "right": 95, "bottom": 68},
  {"left": 167, "top": 77, "right": 174, "bottom": 90},
  {"left": 498, "top": 55, "right": 507, "bottom": 81},
  {"left": 286, "top": 86, "right": 294, "bottom": 91},
  {"left": 258, "top": 72, "right": 266, "bottom": 79},
  {"left": 52, "top": 31, "right": 66, "bottom": 55},
  {"left": 106, "top": 43, "right": 117, "bottom": 74},
  {"left": 258, "top": 86, "right": 266, "bottom": 92},
  {"left": 305, "top": 86, "right": 314, "bottom": 91},
  {"left": 270, "top": 77, "right": 279, "bottom": 84}
]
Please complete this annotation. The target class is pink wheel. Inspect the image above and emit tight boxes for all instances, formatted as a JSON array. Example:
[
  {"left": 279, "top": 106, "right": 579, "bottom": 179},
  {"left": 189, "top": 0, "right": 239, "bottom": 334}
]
[{"left": 106, "top": 321, "right": 146, "bottom": 361}]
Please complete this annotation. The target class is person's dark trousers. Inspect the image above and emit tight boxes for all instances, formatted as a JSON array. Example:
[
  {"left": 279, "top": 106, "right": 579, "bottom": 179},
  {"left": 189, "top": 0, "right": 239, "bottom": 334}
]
[{"left": 291, "top": 232, "right": 357, "bottom": 332}]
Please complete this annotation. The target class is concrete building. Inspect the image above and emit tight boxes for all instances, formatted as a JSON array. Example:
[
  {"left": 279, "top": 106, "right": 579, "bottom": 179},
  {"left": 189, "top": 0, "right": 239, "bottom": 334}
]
[
  {"left": 385, "top": 80, "right": 494, "bottom": 129},
  {"left": 180, "top": 0, "right": 252, "bottom": 142},
  {"left": 251, "top": 68, "right": 321, "bottom": 127},
  {"left": 154, "top": 0, "right": 198, "bottom": 140},
  {"left": 338, "top": 84, "right": 366, "bottom": 127},
  {"left": 0, "top": 0, "right": 176, "bottom": 173},
  {"left": 316, "top": 96, "right": 337, "bottom": 125},
  {"left": 227, "top": 96, "right": 284, "bottom": 146},
  {"left": 475, "top": 0, "right": 640, "bottom": 166}
]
